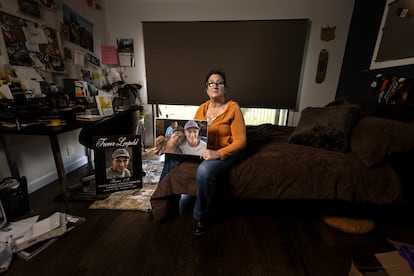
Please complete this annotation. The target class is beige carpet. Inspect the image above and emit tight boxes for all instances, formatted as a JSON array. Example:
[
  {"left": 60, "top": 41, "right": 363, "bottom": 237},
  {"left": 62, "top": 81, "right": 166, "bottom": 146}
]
[{"left": 89, "top": 184, "right": 156, "bottom": 212}]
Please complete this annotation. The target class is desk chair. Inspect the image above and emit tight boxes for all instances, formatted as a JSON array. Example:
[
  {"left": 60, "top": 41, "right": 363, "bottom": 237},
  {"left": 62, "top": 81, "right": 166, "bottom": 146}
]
[{"left": 77, "top": 107, "right": 140, "bottom": 191}]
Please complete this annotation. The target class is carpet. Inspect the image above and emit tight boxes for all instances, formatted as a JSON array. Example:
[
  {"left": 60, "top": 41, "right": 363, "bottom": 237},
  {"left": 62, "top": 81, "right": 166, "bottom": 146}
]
[
  {"left": 89, "top": 184, "right": 156, "bottom": 212},
  {"left": 88, "top": 156, "right": 163, "bottom": 212}
]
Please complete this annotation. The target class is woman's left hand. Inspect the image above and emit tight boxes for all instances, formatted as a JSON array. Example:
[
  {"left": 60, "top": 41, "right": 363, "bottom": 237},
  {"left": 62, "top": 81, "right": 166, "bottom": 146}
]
[{"left": 201, "top": 150, "right": 221, "bottom": 160}]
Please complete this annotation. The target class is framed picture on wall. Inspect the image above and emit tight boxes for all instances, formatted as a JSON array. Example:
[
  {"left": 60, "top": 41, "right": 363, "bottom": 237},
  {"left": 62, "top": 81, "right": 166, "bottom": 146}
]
[
  {"left": 62, "top": 3, "right": 94, "bottom": 52},
  {"left": 370, "top": 0, "right": 414, "bottom": 69},
  {"left": 18, "top": 0, "right": 40, "bottom": 18},
  {"left": 93, "top": 135, "right": 142, "bottom": 194}
]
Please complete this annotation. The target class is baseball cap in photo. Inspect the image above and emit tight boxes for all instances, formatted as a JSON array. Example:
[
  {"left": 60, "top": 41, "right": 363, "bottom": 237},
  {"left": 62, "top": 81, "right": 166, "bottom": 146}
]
[
  {"left": 112, "top": 148, "right": 130, "bottom": 159},
  {"left": 184, "top": 120, "right": 200, "bottom": 130}
]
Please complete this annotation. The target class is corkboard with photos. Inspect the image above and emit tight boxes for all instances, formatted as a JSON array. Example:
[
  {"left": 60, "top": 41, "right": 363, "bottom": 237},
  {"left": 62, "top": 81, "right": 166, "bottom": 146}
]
[{"left": 0, "top": 10, "right": 64, "bottom": 71}]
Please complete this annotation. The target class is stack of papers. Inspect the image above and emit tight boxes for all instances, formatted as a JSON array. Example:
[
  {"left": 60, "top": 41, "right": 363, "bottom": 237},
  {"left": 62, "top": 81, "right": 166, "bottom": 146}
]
[
  {"left": 76, "top": 114, "right": 105, "bottom": 121},
  {"left": 0, "top": 212, "right": 84, "bottom": 254}
]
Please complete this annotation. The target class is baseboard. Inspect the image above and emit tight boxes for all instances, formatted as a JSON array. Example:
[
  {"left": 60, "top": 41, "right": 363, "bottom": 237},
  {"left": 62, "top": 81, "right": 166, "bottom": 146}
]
[{"left": 27, "top": 157, "right": 88, "bottom": 193}]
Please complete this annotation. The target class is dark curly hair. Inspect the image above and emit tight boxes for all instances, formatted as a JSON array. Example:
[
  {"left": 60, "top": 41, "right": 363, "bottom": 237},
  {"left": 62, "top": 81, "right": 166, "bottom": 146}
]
[{"left": 204, "top": 69, "right": 226, "bottom": 87}]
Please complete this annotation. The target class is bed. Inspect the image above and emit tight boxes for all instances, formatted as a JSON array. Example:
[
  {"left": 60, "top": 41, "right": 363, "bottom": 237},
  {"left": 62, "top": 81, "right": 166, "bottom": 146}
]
[{"left": 150, "top": 103, "right": 414, "bottom": 222}]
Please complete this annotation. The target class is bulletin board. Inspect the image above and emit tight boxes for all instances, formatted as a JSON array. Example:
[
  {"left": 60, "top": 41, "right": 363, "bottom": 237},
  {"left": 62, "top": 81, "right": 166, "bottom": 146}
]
[
  {"left": 0, "top": 10, "right": 64, "bottom": 71},
  {"left": 370, "top": 0, "right": 414, "bottom": 69}
]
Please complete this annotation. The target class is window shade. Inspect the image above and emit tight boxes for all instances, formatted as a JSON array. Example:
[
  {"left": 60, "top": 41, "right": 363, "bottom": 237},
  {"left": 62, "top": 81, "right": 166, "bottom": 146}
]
[{"left": 143, "top": 20, "right": 309, "bottom": 110}]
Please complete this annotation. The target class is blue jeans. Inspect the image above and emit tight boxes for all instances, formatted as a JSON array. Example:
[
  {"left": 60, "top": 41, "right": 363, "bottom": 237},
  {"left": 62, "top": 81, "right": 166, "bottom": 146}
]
[
  {"left": 159, "top": 150, "right": 247, "bottom": 222},
  {"left": 159, "top": 154, "right": 189, "bottom": 182}
]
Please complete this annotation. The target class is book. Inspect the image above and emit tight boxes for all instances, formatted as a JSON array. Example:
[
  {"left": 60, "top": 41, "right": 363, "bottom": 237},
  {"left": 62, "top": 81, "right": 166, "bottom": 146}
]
[
  {"left": 16, "top": 213, "right": 85, "bottom": 260},
  {"left": 95, "top": 95, "right": 114, "bottom": 116}
]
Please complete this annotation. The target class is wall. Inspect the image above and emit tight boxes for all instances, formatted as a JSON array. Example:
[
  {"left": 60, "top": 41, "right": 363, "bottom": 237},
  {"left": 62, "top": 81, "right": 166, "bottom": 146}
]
[
  {"left": 103, "top": 0, "right": 355, "bottom": 126},
  {"left": 0, "top": 0, "right": 357, "bottom": 193},
  {"left": 337, "top": 0, "right": 414, "bottom": 110},
  {"left": 0, "top": 0, "right": 110, "bottom": 192}
]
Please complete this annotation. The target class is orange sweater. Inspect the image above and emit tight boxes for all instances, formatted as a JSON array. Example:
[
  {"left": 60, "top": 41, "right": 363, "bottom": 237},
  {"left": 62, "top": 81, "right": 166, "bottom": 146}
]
[{"left": 194, "top": 100, "right": 246, "bottom": 159}]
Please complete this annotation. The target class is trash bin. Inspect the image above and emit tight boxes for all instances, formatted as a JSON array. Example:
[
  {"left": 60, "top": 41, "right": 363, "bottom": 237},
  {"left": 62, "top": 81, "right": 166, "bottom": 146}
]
[{"left": 0, "top": 177, "right": 30, "bottom": 221}]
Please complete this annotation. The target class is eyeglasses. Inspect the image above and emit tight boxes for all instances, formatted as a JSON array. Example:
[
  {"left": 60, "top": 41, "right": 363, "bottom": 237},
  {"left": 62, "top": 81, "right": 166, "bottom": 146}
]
[{"left": 206, "top": 81, "right": 225, "bottom": 87}]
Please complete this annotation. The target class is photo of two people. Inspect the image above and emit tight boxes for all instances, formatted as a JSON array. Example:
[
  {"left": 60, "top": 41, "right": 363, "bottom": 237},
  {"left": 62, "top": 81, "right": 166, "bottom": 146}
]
[{"left": 153, "top": 118, "right": 209, "bottom": 157}]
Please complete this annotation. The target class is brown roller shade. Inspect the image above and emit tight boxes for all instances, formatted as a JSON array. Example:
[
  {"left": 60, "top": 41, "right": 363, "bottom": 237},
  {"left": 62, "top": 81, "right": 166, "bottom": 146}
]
[{"left": 143, "top": 20, "right": 309, "bottom": 110}]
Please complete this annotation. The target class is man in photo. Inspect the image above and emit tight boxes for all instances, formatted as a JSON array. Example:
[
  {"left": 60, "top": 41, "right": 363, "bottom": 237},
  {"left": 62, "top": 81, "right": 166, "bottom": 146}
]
[
  {"left": 106, "top": 148, "right": 132, "bottom": 179},
  {"left": 153, "top": 127, "right": 185, "bottom": 154},
  {"left": 165, "top": 121, "right": 179, "bottom": 140},
  {"left": 179, "top": 120, "right": 207, "bottom": 156}
]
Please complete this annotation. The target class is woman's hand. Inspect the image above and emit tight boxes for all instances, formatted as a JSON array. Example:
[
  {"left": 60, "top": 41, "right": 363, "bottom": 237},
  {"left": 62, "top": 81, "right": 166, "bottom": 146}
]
[
  {"left": 201, "top": 149, "right": 221, "bottom": 160},
  {"left": 150, "top": 136, "right": 167, "bottom": 155},
  {"left": 164, "top": 139, "right": 181, "bottom": 154}
]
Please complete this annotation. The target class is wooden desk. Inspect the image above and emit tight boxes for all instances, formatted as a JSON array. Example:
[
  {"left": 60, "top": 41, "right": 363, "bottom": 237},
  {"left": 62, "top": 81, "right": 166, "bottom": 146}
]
[
  {"left": 0, "top": 107, "right": 140, "bottom": 205},
  {"left": 0, "top": 120, "right": 93, "bottom": 202}
]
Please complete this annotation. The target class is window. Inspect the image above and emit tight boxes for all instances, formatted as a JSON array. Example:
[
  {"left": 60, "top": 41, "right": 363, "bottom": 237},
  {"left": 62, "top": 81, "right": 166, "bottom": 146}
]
[
  {"left": 143, "top": 20, "right": 309, "bottom": 110},
  {"left": 157, "top": 104, "right": 288, "bottom": 126}
]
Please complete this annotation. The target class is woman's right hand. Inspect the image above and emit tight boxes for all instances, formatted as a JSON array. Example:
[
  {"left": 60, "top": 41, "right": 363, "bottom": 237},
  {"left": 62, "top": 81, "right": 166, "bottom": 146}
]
[{"left": 150, "top": 136, "right": 167, "bottom": 155}]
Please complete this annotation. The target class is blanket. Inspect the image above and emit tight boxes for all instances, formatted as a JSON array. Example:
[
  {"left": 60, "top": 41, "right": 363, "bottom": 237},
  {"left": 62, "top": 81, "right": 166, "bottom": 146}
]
[{"left": 150, "top": 125, "right": 404, "bottom": 221}]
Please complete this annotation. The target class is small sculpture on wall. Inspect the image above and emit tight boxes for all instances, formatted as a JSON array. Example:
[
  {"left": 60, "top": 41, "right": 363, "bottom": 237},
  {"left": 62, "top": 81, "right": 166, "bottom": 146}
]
[
  {"left": 316, "top": 49, "right": 329, "bottom": 83},
  {"left": 320, "top": 26, "right": 336, "bottom": 42}
]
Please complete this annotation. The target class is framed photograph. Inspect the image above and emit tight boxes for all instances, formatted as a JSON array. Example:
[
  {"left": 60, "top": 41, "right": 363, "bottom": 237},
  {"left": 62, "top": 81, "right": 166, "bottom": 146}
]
[
  {"left": 117, "top": 38, "right": 134, "bottom": 53},
  {"left": 370, "top": 0, "right": 414, "bottom": 69},
  {"left": 93, "top": 135, "right": 142, "bottom": 194},
  {"left": 154, "top": 118, "right": 209, "bottom": 157}
]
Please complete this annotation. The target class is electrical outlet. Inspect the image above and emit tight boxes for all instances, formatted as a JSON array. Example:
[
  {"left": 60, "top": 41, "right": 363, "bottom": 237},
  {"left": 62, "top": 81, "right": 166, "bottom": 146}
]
[{"left": 66, "top": 146, "right": 73, "bottom": 156}]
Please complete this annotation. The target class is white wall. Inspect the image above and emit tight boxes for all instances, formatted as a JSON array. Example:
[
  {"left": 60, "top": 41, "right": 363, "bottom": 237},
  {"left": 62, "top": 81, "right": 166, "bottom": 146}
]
[
  {"left": 103, "top": 0, "right": 355, "bottom": 126},
  {"left": 0, "top": 0, "right": 110, "bottom": 191}
]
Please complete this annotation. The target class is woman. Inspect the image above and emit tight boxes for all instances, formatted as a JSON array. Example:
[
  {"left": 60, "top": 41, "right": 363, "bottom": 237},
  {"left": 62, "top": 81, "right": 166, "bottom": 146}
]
[
  {"left": 160, "top": 69, "right": 247, "bottom": 236},
  {"left": 192, "top": 69, "right": 246, "bottom": 235}
]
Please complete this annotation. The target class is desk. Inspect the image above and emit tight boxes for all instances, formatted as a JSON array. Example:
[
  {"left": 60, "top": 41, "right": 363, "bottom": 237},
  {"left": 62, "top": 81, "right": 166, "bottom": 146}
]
[
  {"left": 1, "top": 107, "right": 140, "bottom": 206},
  {"left": 0, "top": 120, "right": 93, "bottom": 201}
]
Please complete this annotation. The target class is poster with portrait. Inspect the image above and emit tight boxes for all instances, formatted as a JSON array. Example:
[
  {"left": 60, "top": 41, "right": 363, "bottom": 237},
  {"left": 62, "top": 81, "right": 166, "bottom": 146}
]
[
  {"left": 154, "top": 118, "right": 209, "bottom": 157},
  {"left": 93, "top": 135, "right": 142, "bottom": 194},
  {"left": 62, "top": 3, "right": 94, "bottom": 52}
]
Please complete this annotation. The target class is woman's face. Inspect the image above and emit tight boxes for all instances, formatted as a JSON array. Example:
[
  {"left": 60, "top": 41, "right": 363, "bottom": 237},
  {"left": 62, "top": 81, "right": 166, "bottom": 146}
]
[{"left": 206, "top": 74, "right": 225, "bottom": 99}]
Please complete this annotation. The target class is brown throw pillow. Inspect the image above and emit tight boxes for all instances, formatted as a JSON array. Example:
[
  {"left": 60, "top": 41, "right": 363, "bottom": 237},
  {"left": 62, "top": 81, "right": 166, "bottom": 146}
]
[
  {"left": 351, "top": 116, "right": 414, "bottom": 167},
  {"left": 321, "top": 215, "right": 375, "bottom": 234},
  {"left": 288, "top": 105, "right": 360, "bottom": 152}
]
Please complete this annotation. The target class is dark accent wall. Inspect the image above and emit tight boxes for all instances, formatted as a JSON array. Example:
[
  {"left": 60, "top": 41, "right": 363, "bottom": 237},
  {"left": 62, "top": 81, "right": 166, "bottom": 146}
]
[{"left": 337, "top": 0, "right": 414, "bottom": 121}]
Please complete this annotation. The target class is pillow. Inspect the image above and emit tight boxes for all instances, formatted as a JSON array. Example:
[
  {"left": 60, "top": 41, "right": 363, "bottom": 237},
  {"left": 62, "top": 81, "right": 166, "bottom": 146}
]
[
  {"left": 288, "top": 104, "right": 360, "bottom": 152},
  {"left": 351, "top": 116, "right": 414, "bottom": 167},
  {"left": 321, "top": 215, "right": 375, "bottom": 234},
  {"left": 324, "top": 96, "right": 351, "bottom": 107}
]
